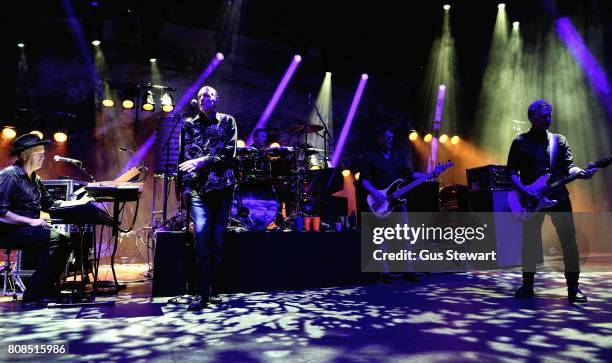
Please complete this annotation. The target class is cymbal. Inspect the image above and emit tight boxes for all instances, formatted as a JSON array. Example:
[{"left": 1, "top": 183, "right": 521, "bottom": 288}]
[{"left": 287, "top": 123, "right": 324, "bottom": 134}]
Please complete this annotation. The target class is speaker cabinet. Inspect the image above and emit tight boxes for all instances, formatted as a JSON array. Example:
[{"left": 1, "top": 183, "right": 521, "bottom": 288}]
[{"left": 152, "top": 231, "right": 196, "bottom": 297}]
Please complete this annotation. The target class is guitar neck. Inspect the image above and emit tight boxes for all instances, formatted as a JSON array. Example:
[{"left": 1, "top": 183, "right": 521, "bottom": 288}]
[
  {"left": 543, "top": 173, "right": 581, "bottom": 195},
  {"left": 391, "top": 173, "right": 434, "bottom": 199}
]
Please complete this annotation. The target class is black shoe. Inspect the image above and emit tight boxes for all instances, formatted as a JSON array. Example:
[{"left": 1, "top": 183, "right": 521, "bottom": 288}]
[
  {"left": 402, "top": 272, "right": 420, "bottom": 283},
  {"left": 187, "top": 295, "right": 208, "bottom": 311},
  {"left": 568, "top": 286, "right": 587, "bottom": 303},
  {"left": 514, "top": 284, "right": 534, "bottom": 298},
  {"left": 167, "top": 295, "right": 193, "bottom": 305},
  {"left": 377, "top": 273, "right": 392, "bottom": 284}
]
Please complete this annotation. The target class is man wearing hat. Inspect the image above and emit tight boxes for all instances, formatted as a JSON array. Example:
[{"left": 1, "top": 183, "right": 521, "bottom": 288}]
[{"left": 0, "top": 133, "right": 71, "bottom": 304}]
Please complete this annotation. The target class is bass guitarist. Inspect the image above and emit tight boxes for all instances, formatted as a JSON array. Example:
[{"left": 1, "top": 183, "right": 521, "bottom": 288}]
[
  {"left": 507, "top": 99, "right": 595, "bottom": 303},
  {"left": 360, "top": 126, "right": 425, "bottom": 282}
]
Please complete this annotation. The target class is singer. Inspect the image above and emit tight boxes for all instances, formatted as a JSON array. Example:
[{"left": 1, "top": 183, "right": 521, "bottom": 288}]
[
  {"left": 177, "top": 85, "right": 237, "bottom": 311},
  {"left": 0, "top": 134, "right": 71, "bottom": 306}
]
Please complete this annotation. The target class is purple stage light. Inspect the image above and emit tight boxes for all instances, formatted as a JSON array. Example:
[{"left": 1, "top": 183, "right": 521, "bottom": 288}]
[
  {"left": 61, "top": 0, "right": 100, "bottom": 87},
  {"left": 555, "top": 17, "right": 612, "bottom": 118},
  {"left": 330, "top": 74, "right": 369, "bottom": 167},
  {"left": 169, "top": 54, "right": 225, "bottom": 117},
  {"left": 428, "top": 84, "right": 447, "bottom": 173},
  {"left": 118, "top": 133, "right": 156, "bottom": 177},
  {"left": 246, "top": 55, "right": 302, "bottom": 145}
]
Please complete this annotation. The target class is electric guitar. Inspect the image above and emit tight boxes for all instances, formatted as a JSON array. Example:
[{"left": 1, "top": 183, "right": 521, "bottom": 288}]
[
  {"left": 507, "top": 157, "right": 612, "bottom": 221},
  {"left": 367, "top": 161, "right": 454, "bottom": 218}
]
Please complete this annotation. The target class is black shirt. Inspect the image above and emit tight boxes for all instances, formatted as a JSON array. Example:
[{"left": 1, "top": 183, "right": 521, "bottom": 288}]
[
  {"left": 506, "top": 130, "right": 576, "bottom": 200},
  {"left": 0, "top": 163, "right": 56, "bottom": 225},
  {"left": 178, "top": 112, "right": 237, "bottom": 194},
  {"left": 360, "top": 149, "right": 413, "bottom": 190}
]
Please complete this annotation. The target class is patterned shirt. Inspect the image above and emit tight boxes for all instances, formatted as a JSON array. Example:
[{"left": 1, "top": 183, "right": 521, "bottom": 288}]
[
  {"left": 179, "top": 112, "right": 237, "bottom": 194},
  {"left": 0, "top": 164, "right": 57, "bottom": 228}
]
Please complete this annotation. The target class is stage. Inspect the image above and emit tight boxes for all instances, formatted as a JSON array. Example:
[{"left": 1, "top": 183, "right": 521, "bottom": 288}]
[{"left": 2, "top": 266, "right": 612, "bottom": 362}]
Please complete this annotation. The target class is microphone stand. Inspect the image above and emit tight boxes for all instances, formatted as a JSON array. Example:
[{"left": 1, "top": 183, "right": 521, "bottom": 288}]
[{"left": 160, "top": 111, "right": 185, "bottom": 226}]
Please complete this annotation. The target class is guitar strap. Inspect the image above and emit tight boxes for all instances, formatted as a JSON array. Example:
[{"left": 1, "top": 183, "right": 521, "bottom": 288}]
[{"left": 548, "top": 131, "right": 558, "bottom": 172}]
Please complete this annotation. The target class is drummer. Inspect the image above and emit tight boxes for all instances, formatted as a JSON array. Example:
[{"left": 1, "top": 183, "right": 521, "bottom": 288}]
[{"left": 251, "top": 128, "right": 268, "bottom": 151}]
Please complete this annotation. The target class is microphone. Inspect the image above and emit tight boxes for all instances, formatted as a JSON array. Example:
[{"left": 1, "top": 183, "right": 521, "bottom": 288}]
[
  {"left": 119, "top": 147, "right": 134, "bottom": 153},
  {"left": 53, "top": 155, "right": 82, "bottom": 167}
]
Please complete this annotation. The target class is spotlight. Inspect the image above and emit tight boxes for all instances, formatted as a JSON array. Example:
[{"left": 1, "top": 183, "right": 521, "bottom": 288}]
[
  {"left": 424, "top": 134, "right": 433, "bottom": 143},
  {"left": 149, "top": 58, "right": 157, "bottom": 63},
  {"left": 451, "top": 135, "right": 460, "bottom": 145},
  {"left": 161, "top": 92, "right": 174, "bottom": 112},
  {"left": 236, "top": 139, "right": 245, "bottom": 148},
  {"left": 122, "top": 100, "right": 134, "bottom": 109},
  {"left": 142, "top": 90, "right": 155, "bottom": 111},
  {"left": 443, "top": 4, "right": 450, "bottom": 10},
  {"left": 355, "top": 171, "right": 361, "bottom": 180},
  {"left": 2, "top": 127, "right": 17, "bottom": 140},
  {"left": 216, "top": 52, "right": 225, "bottom": 61},
  {"left": 409, "top": 131, "right": 419, "bottom": 141},
  {"left": 310, "top": 165, "right": 321, "bottom": 170},
  {"left": 326, "top": 72, "right": 332, "bottom": 76},
  {"left": 30, "top": 130, "right": 44, "bottom": 139},
  {"left": 269, "top": 142, "right": 280, "bottom": 148},
  {"left": 102, "top": 99, "right": 114, "bottom": 107},
  {"left": 293, "top": 55, "right": 302, "bottom": 63},
  {"left": 498, "top": 3, "right": 505, "bottom": 9},
  {"left": 341, "top": 169, "right": 351, "bottom": 177},
  {"left": 439, "top": 134, "right": 449, "bottom": 143},
  {"left": 53, "top": 131, "right": 68, "bottom": 143},
  {"left": 91, "top": 40, "right": 101, "bottom": 46},
  {"left": 513, "top": 21, "right": 520, "bottom": 28},
  {"left": 361, "top": 73, "right": 369, "bottom": 80},
  {"left": 17, "top": 43, "right": 25, "bottom": 48}
]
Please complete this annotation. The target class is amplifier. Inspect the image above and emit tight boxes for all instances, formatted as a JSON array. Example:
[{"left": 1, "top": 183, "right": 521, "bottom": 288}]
[{"left": 466, "top": 165, "right": 513, "bottom": 191}]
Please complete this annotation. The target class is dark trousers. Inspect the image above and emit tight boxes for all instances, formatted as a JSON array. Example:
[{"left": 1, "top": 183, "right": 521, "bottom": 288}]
[
  {"left": 190, "top": 187, "right": 234, "bottom": 297},
  {"left": 0, "top": 225, "right": 71, "bottom": 300},
  {"left": 522, "top": 197, "right": 580, "bottom": 287}
]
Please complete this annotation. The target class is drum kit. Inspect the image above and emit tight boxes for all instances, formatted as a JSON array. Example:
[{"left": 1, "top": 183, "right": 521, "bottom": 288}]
[{"left": 231, "top": 122, "right": 329, "bottom": 230}]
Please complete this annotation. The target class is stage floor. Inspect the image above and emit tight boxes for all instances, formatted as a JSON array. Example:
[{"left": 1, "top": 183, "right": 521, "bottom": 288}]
[{"left": 2, "top": 266, "right": 612, "bottom": 362}]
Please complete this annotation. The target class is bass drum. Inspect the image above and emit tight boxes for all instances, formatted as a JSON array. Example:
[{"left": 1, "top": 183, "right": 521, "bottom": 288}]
[{"left": 231, "top": 180, "right": 280, "bottom": 230}]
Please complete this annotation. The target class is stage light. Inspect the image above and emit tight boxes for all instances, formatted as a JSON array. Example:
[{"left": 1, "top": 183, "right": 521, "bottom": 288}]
[
  {"left": 102, "top": 99, "right": 114, "bottom": 107},
  {"left": 355, "top": 171, "right": 360, "bottom": 180},
  {"left": 30, "top": 130, "right": 43, "bottom": 139},
  {"left": 53, "top": 131, "right": 68, "bottom": 143},
  {"left": 498, "top": 3, "right": 505, "bottom": 9},
  {"left": 269, "top": 142, "right": 280, "bottom": 148},
  {"left": 17, "top": 43, "right": 25, "bottom": 48},
  {"left": 142, "top": 90, "right": 155, "bottom": 111},
  {"left": 443, "top": 4, "right": 450, "bottom": 10},
  {"left": 451, "top": 135, "right": 460, "bottom": 145},
  {"left": 122, "top": 99, "right": 134, "bottom": 109},
  {"left": 361, "top": 73, "right": 369, "bottom": 80},
  {"left": 424, "top": 133, "right": 433, "bottom": 143},
  {"left": 439, "top": 134, "right": 449, "bottom": 143},
  {"left": 216, "top": 52, "right": 224, "bottom": 61},
  {"left": 326, "top": 72, "right": 332, "bottom": 76},
  {"left": 2, "top": 127, "right": 17, "bottom": 140},
  {"left": 91, "top": 40, "right": 101, "bottom": 46},
  {"left": 149, "top": 58, "right": 157, "bottom": 63},
  {"left": 310, "top": 165, "right": 321, "bottom": 170},
  {"left": 342, "top": 169, "right": 351, "bottom": 177},
  {"left": 409, "top": 131, "right": 419, "bottom": 141},
  {"left": 236, "top": 139, "right": 245, "bottom": 148},
  {"left": 161, "top": 92, "right": 174, "bottom": 112},
  {"left": 294, "top": 55, "right": 302, "bottom": 63},
  {"left": 513, "top": 21, "right": 520, "bottom": 28}
]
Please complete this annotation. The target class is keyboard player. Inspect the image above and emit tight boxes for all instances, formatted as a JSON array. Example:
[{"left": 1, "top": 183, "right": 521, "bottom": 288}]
[{"left": 0, "top": 134, "right": 72, "bottom": 305}]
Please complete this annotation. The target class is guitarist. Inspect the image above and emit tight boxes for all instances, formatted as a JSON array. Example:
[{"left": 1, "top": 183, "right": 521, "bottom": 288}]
[
  {"left": 506, "top": 99, "right": 595, "bottom": 303},
  {"left": 178, "top": 86, "right": 238, "bottom": 311},
  {"left": 360, "top": 126, "right": 426, "bottom": 281}
]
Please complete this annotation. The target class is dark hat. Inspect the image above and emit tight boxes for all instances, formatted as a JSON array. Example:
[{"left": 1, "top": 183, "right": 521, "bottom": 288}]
[{"left": 11, "top": 133, "right": 51, "bottom": 155}]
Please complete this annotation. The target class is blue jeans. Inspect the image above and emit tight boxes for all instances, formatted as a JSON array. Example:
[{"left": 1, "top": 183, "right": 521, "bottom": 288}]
[{"left": 190, "top": 186, "right": 234, "bottom": 296}]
